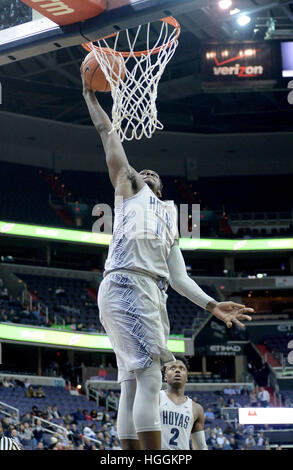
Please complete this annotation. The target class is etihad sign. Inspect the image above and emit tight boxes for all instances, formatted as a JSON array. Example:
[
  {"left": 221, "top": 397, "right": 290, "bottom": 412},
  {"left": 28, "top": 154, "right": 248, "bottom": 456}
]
[{"left": 210, "top": 345, "right": 241, "bottom": 353}]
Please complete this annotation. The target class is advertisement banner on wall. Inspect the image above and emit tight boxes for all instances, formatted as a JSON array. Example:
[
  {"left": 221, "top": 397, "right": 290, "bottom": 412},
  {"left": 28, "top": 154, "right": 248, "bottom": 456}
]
[
  {"left": 0, "top": 323, "right": 185, "bottom": 353},
  {"left": 202, "top": 42, "right": 277, "bottom": 86},
  {"left": 239, "top": 407, "right": 293, "bottom": 424},
  {"left": 275, "top": 276, "right": 293, "bottom": 288},
  {"left": 281, "top": 42, "right": 293, "bottom": 77}
]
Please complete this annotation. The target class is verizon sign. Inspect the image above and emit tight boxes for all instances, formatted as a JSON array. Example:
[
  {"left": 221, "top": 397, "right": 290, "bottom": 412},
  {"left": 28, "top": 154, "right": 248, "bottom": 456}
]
[
  {"left": 239, "top": 408, "right": 293, "bottom": 425},
  {"left": 213, "top": 63, "right": 263, "bottom": 78},
  {"left": 202, "top": 42, "right": 276, "bottom": 85}
]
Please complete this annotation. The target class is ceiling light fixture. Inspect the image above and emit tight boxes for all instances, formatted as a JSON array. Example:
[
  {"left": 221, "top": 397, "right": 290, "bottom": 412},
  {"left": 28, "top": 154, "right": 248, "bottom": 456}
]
[
  {"left": 237, "top": 15, "right": 252, "bottom": 26},
  {"left": 219, "top": 0, "right": 232, "bottom": 9}
]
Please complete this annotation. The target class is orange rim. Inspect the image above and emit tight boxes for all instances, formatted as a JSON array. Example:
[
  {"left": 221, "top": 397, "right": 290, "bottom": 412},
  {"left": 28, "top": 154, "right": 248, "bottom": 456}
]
[{"left": 82, "top": 16, "right": 180, "bottom": 58}]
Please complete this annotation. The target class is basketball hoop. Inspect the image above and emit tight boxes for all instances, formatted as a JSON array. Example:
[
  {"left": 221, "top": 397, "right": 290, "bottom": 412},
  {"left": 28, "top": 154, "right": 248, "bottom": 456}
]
[{"left": 82, "top": 17, "right": 180, "bottom": 141}]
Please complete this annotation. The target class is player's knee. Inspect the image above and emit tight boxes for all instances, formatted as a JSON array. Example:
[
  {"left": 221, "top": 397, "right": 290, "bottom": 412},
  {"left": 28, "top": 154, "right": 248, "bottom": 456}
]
[
  {"left": 148, "top": 368, "right": 162, "bottom": 394},
  {"left": 136, "top": 362, "right": 162, "bottom": 395},
  {"left": 117, "top": 380, "right": 137, "bottom": 440}
]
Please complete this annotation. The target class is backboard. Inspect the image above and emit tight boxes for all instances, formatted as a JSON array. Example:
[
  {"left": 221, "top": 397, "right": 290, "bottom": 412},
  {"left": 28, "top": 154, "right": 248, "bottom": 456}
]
[{"left": 0, "top": 0, "right": 201, "bottom": 65}]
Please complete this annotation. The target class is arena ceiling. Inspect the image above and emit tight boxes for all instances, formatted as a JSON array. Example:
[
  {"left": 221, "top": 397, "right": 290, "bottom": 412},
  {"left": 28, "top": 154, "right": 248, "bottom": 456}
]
[{"left": 1, "top": 0, "right": 293, "bottom": 133}]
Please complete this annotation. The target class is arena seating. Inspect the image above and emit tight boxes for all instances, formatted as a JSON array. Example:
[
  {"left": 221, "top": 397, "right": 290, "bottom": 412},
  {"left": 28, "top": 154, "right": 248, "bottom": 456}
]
[
  {"left": 0, "top": 162, "right": 68, "bottom": 228},
  {"left": 15, "top": 272, "right": 102, "bottom": 331},
  {"left": 0, "top": 383, "right": 115, "bottom": 450},
  {"left": 1, "top": 270, "right": 218, "bottom": 335},
  {"left": 60, "top": 170, "right": 182, "bottom": 204},
  {"left": 0, "top": 296, "right": 29, "bottom": 322},
  {"left": 264, "top": 335, "right": 293, "bottom": 355},
  {"left": 281, "top": 390, "right": 293, "bottom": 407},
  {"left": 1, "top": 161, "right": 291, "bottom": 237},
  {"left": 195, "top": 175, "right": 293, "bottom": 213},
  {"left": 1, "top": 380, "right": 291, "bottom": 450},
  {"left": 166, "top": 284, "right": 218, "bottom": 334},
  {"left": 263, "top": 335, "right": 293, "bottom": 364},
  {"left": 0, "top": 162, "right": 185, "bottom": 231},
  {"left": 0, "top": 384, "right": 98, "bottom": 418}
]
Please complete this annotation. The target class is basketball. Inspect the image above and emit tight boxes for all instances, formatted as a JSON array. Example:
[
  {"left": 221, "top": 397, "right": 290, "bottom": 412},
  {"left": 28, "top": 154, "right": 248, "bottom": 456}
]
[{"left": 81, "top": 50, "right": 125, "bottom": 92}]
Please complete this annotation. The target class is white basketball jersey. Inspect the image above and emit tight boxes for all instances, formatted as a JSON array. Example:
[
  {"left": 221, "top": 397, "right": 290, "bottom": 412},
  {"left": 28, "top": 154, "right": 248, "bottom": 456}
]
[
  {"left": 104, "top": 184, "right": 178, "bottom": 280},
  {"left": 160, "top": 390, "right": 194, "bottom": 450}
]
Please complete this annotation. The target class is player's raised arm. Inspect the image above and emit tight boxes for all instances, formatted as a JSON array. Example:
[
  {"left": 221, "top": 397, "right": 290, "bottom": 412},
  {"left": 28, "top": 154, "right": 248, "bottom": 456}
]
[
  {"left": 81, "top": 72, "right": 131, "bottom": 189},
  {"left": 167, "top": 242, "right": 254, "bottom": 328}
]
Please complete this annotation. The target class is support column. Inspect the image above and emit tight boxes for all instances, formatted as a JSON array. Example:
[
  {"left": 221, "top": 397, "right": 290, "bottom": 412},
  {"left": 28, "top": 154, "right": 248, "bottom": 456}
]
[
  {"left": 66, "top": 350, "right": 74, "bottom": 385},
  {"left": 235, "top": 355, "right": 247, "bottom": 383},
  {"left": 67, "top": 350, "right": 74, "bottom": 365},
  {"left": 37, "top": 347, "right": 42, "bottom": 376},
  {"left": 224, "top": 255, "right": 235, "bottom": 276},
  {"left": 202, "top": 356, "right": 207, "bottom": 374},
  {"left": 289, "top": 256, "right": 293, "bottom": 274},
  {"left": 46, "top": 244, "right": 51, "bottom": 267}
]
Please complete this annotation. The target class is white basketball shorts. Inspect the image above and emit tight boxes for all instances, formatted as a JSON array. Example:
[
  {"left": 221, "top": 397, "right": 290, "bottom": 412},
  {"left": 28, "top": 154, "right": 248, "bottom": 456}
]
[{"left": 98, "top": 271, "right": 175, "bottom": 383}]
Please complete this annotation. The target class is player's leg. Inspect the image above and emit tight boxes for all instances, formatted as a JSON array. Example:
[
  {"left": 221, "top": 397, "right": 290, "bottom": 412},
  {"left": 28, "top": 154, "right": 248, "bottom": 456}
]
[
  {"left": 133, "top": 360, "right": 162, "bottom": 450},
  {"left": 98, "top": 276, "right": 141, "bottom": 449},
  {"left": 120, "top": 439, "right": 141, "bottom": 450},
  {"left": 117, "top": 378, "right": 141, "bottom": 450},
  {"left": 98, "top": 274, "right": 165, "bottom": 449}
]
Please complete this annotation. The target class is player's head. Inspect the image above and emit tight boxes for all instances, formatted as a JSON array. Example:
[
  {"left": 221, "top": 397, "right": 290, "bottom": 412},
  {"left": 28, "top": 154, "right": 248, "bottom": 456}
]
[
  {"left": 164, "top": 357, "right": 189, "bottom": 389},
  {"left": 139, "top": 169, "right": 163, "bottom": 198}
]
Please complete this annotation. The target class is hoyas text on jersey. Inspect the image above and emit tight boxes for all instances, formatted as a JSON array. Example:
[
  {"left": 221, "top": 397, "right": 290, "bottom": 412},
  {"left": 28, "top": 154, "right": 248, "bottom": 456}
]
[{"left": 162, "top": 411, "right": 190, "bottom": 429}]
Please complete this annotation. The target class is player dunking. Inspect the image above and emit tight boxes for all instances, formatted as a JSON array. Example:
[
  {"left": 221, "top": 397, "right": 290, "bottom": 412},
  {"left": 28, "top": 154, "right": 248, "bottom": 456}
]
[
  {"left": 160, "top": 358, "right": 207, "bottom": 450},
  {"left": 82, "top": 73, "right": 254, "bottom": 450}
]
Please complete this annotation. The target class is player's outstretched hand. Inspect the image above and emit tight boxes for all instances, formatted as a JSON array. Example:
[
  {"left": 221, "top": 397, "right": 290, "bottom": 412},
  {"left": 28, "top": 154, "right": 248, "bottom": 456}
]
[{"left": 207, "top": 301, "right": 254, "bottom": 328}]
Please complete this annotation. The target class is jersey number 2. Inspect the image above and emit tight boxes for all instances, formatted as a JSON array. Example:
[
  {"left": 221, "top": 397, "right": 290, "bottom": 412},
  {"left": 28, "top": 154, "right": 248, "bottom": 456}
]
[{"left": 169, "top": 428, "right": 179, "bottom": 446}]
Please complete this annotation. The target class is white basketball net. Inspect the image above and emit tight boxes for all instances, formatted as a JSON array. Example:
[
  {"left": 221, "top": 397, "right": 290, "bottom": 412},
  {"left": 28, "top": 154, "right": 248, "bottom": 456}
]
[{"left": 84, "top": 18, "right": 180, "bottom": 142}]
